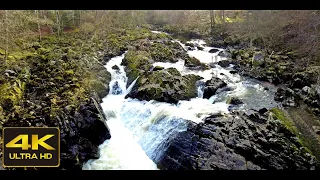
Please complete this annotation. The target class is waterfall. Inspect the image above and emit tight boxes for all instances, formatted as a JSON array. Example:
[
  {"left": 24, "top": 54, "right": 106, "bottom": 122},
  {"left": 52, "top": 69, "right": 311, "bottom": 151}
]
[{"left": 83, "top": 32, "right": 279, "bottom": 170}]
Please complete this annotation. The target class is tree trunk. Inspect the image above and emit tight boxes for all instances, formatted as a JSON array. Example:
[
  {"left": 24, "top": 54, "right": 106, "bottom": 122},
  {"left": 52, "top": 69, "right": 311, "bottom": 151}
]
[
  {"left": 210, "top": 10, "right": 215, "bottom": 45},
  {"left": 79, "top": 10, "right": 82, "bottom": 27},
  {"left": 35, "top": 10, "right": 42, "bottom": 42},
  {"left": 72, "top": 10, "right": 75, "bottom": 26},
  {"left": 56, "top": 10, "right": 60, "bottom": 36},
  {"left": 5, "top": 10, "right": 8, "bottom": 63},
  {"left": 56, "top": 10, "right": 62, "bottom": 36},
  {"left": 222, "top": 10, "right": 225, "bottom": 23}
]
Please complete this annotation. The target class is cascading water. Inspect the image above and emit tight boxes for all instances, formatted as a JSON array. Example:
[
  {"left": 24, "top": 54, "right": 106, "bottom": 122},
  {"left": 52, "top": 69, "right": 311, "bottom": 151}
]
[
  {"left": 82, "top": 53, "right": 158, "bottom": 170},
  {"left": 83, "top": 31, "right": 279, "bottom": 170}
]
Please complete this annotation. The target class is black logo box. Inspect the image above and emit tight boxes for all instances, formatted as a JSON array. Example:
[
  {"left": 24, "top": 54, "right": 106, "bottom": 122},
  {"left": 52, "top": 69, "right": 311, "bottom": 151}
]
[{"left": 2, "top": 127, "right": 60, "bottom": 167}]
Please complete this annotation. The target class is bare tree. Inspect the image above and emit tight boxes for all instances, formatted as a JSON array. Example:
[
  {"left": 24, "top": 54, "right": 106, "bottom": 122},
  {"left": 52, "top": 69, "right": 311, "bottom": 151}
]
[
  {"left": 5, "top": 10, "right": 9, "bottom": 62},
  {"left": 210, "top": 10, "right": 215, "bottom": 36},
  {"left": 35, "top": 10, "right": 41, "bottom": 42},
  {"left": 56, "top": 10, "right": 62, "bottom": 36}
]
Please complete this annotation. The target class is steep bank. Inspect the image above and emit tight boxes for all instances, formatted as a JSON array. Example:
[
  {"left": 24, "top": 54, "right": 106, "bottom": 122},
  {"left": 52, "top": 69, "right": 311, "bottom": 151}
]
[
  {"left": 158, "top": 110, "right": 319, "bottom": 170},
  {"left": 0, "top": 31, "right": 115, "bottom": 169}
]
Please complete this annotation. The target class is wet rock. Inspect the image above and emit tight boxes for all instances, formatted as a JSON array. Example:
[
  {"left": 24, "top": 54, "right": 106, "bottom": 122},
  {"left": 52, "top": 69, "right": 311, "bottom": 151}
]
[
  {"left": 153, "top": 66, "right": 164, "bottom": 71},
  {"left": 208, "top": 63, "right": 216, "bottom": 68},
  {"left": 185, "top": 42, "right": 195, "bottom": 47},
  {"left": 218, "top": 51, "right": 231, "bottom": 58},
  {"left": 184, "top": 56, "right": 208, "bottom": 70},
  {"left": 188, "top": 47, "right": 195, "bottom": 51},
  {"left": 203, "top": 77, "right": 227, "bottom": 99},
  {"left": 111, "top": 81, "right": 123, "bottom": 95},
  {"left": 111, "top": 65, "right": 120, "bottom": 70},
  {"left": 158, "top": 111, "right": 318, "bottom": 170},
  {"left": 258, "top": 108, "right": 268, "bottom": 114},
  {"left": 218, "top": 60, "right": 232, "bottom": 68},
  {"left": 227, "top": 97, "right": 244, "bottom": 105},
  {"left": 126, "top": 68, "right": 203, "bottom": 104},
  {"left": 197, "top": 46, "right": 204, "bottom": 51},
  {"left": 209, "top": 48, "right": 220, "bottom": 53},
  {"left": 249, "top": 113, "right": 267, "bottom": 124},
  {"left": 229, "top": 70, "right": 237, "bottom": 74},
  {"left": 274, "top": 88, "right": 298, "bottom": 107}
]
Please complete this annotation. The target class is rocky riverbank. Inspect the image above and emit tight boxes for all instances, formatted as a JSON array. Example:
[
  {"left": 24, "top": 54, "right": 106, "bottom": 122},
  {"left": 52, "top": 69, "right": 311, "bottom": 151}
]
[
  {"left": 158, "top": 109, "right": 319, "bottom": 170},
  {"left": 145, "top": 27, "right": 320, "bottom": 169},
  {"left": 217, "top": 47, "right": 320, "bottom": 117},
  {"left": 0, "top": 30, "right": 118, "bottom": 170},
  {"left": 0, "top": 27, "right": 196, "bottom": 170}
]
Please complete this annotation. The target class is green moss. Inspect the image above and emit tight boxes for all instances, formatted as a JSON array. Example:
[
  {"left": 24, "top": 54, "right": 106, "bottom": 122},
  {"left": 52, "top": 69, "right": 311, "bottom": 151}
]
[
  {"left": 185, "top": 56, "right": 207, "bottom": 69},
  {"left": 270, "top": 108, "right": 314, "bottom": 155},
  {"left": 149, "top": 42, "right": 174, "bottom": 62},
  {"left": 0, "top": 49, "right": 5, "bottom": 55},
  {"left": 122, "top": 50, "right": 152, "bottom": 81},
  {"left": 65, "top": 70, "right": 74, "bottom": 76},
  {"left": 37, "top": 47, "right": 50, "bottom": 55},
  {"left": 270, "top": 108, "right": 298, "bottom": 134},
  {"left": 252, "top": 59, "right": 261, "bottom": 67}
]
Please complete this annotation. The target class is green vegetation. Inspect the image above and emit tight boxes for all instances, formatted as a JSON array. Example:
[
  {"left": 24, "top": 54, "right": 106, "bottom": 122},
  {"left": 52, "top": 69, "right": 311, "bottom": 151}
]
[
  {"left": 270, "top": 108, "right": 299, "bottom": 135},
  {"left": 270, "top": 108, "right": 313, "bottom": 155},
  {"left": 149, "top": 42, "right": 175, "bottom": 62}
]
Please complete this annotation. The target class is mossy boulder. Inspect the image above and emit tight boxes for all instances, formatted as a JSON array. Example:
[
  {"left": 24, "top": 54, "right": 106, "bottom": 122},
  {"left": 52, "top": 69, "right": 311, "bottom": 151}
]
[
  {"left": 185, "top": 42, "right": 195, "bottom": 47},
  {"left": 149, "top": 42, "right": 176, "bottom": 63},
  {"left": 252, "top": 51, "right": 265, "bottom": 67},
  {"left": 121, "top": 50, "right": 153, "bottom": 86},
  {"left": 126, "top": 68, "right": 203, "bottom": 104},
  {"left": 184, "top": 56, "right": 209, "bottom": 70},
  {"left": 164, "top": 40, "right": 188, "bottom": 59},
  {"left": 153, "top": 66, "right": 165, "bottom": 71},
  {"left": 218, "top": 59, "right": 233, "bottom": 68}
]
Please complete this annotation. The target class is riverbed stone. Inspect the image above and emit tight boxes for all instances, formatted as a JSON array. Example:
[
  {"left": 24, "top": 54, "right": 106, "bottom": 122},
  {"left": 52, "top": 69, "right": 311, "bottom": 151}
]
[
  {"left": 203, "top": 77, "right": 227, "bottom": 99},
  {"left": 126, "top": 68, "right": 203, "bottom": 104},
  {"left": 158, "top": 111, "right": 318, "bottom": 170}
]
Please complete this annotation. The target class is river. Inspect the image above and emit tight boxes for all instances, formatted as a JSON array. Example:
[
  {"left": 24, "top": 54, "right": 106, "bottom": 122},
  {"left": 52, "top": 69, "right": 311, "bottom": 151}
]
[{"left": 82, "top": 31, "right": 279, "bottom": 170}]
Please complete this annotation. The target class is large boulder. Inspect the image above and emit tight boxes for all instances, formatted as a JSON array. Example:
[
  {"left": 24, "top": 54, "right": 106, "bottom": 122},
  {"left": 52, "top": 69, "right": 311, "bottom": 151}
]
[
  {"left": 184, "top": 56, "right": 209, "bottom": 70},
  {"left": 158, "top": 111, "right": 318, "bottom": 170},
  {"left": 252, "top": 51, "right": 265, "bottom": 67},
  {"left": 203, "top": 77, "right": 227, "bottom": 99},
  {"left": 217, "top": 59, "right": 233, "bottom": 68},
  {"left": 126, "top": 68, "right": 203, "bottom": 104},
  {"left": 209, "top": 48, "right": 220, "bottom": 53},
  {"left": 121, "top": 50, "right": 153, "bottom": 86},
  {"left": 149, "top": 42, "right": 177, "bottom": 63},
  {"left": 218, "top": 50, "right": 232, "bottom": 58},
  {"left": 274, "top": 88, "right": 297, "bottom": 107},
  {"left": 111, "top": 65, "right": 120, "bottom": 71}
]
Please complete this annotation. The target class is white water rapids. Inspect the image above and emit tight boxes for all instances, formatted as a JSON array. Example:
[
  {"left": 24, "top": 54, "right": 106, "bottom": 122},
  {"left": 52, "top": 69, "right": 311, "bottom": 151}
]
[{"left": 82, "top": 31, "right": 278, "bottom": 170}]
